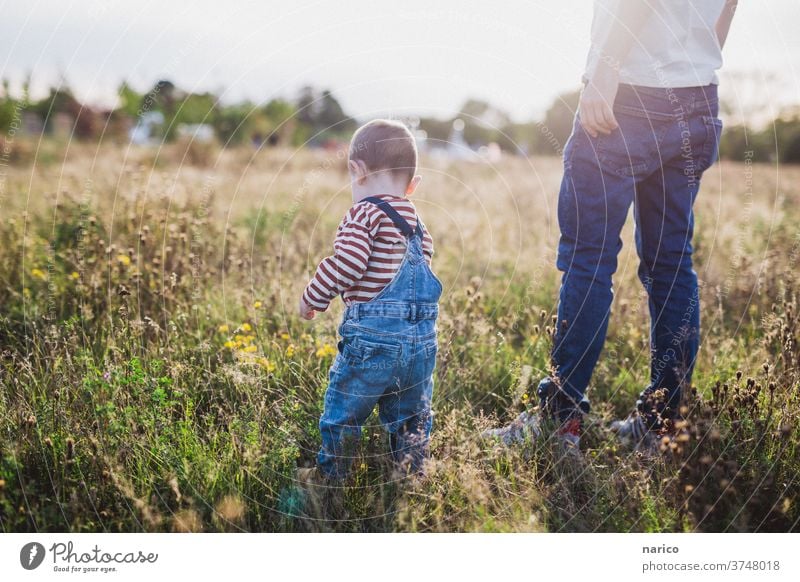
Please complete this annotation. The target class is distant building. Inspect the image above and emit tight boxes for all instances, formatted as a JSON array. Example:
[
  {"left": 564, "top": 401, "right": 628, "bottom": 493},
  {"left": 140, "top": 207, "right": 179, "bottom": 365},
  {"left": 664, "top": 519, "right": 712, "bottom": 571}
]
[
  {"left": 427, "top": 118, "right": 477, "bottom": 161},
  {"left": 478, "top": 142, "right": 502, "bottom": 163},
  {"left": 22, "top": 112, "right": 44, "bottom": 135},
  {"left": 129, "top": 111, "right": 164, "bottom": 145},
  {"left": 446, "top": 119, "right": 473, "bottom": 159},
  {"left": 51, "top": 112, "right": 74, "bottom": 139},
  {"left": 177, "top": 123, "right": 215, "bottom": 143}
]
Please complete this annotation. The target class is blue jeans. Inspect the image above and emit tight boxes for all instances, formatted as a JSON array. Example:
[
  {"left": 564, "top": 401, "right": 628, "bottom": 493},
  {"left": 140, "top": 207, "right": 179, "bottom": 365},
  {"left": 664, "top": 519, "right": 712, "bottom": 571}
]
[{"left": 539, "top": 84, "right": 722, "bottom": 427}]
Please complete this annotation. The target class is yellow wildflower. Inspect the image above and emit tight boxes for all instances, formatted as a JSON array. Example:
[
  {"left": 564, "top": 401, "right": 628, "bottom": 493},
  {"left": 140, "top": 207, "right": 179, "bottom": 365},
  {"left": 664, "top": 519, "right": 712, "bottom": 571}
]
[
  {"left": 316, "top": 343, "right": 336, "bottom": 358},
  {"left": 223, "top": 340, "right": 235, "bottom": 349},
  {"left": 31, "top": 268, "right": 46, "bottom": 280},
  {"left": 280, "top": 333, "right": 290, "bottom": 340},
  {"left": 218, "top": 324, "right": 230, "bottom": 333},
  {"left": 257, "top": 357, "right": 276, "bottom": 373},
  {"left": 70, "top": 271, "right": 80, "bottom": 280},
  {"left": 241, "top": 323, "right": 252, "bottom": 332},
  {"left": 117, "top": 254, "right": 131, "bottom": 266},
  {"left": 243, "top": 345, "right": 258, "bottom": 353},
  {"left": 253, "top": 301, "right": 262, "bottom": 309},
  {"left": 285, "top": 344, "right": 296, "bottom": 358}
]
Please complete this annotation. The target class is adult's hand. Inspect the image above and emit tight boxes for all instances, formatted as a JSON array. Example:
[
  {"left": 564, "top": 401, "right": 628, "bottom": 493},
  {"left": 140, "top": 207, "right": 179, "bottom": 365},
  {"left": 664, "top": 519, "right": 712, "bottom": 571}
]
[{"left": 579, "top": 69, "right": 620, "bottom": 138}]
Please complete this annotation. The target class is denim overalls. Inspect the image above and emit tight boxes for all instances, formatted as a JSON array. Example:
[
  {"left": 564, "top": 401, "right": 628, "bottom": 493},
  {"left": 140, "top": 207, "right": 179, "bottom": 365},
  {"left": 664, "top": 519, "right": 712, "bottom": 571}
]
[{"left": 317, "top": 197, "right": 442, "bottom": 479}]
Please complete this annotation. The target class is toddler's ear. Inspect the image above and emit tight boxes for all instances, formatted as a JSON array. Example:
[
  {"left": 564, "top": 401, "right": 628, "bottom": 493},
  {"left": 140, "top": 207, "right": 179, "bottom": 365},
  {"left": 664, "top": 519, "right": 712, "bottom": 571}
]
[
  {"left": 405, "top": 175, "right": 422, "bottom": 196},
  {"left": 348, "top": 160, "right": 368, "bottom": 184}
]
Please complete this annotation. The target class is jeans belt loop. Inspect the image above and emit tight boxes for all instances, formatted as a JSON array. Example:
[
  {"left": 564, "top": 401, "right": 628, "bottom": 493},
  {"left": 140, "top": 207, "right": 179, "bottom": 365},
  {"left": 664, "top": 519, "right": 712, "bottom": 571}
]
[{"left": 409, "top": 304, "right": 417, "bottom": 322}]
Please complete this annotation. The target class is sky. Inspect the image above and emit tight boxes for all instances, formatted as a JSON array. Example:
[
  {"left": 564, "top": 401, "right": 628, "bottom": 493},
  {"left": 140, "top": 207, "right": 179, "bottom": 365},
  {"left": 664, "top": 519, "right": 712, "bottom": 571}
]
[{"left": 2, "top": 0, "right": 800, "bottom": 123}]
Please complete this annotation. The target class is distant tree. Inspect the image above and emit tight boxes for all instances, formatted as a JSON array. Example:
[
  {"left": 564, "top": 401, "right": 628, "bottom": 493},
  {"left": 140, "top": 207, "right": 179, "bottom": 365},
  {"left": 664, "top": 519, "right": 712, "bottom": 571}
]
[
  {"left": 175, "top": 92, "right": 218, "bottom": 126},
  {"left": 295, "top": 85, "right": 317, "bottom": 128},
  {"left": 149, "top": 80, "right": 177, "bottom": 113},
  {"left": 534, "top": 89, "right": 580, "bottom": 156},
  {"left": 213, "top": 103, "right": 255, "bottom": 145},
  {"left": 316, "top": 90, "right": 354, "bottom": 134},
  {"left": 263, "top": 98, "right": 294, "bottom": 125},
  {"left": 293, "top": 86, "right": 353, "bottom": 142},
  {"left": 457, "top": 99, "right": 511, "bottom": 147},
  {"left": 141, "top": 80, "right": 179, "bottom": 139},
  {"left": 31, "top": 86, "right": 79, "bottom": 119},
  {"left": 458, "top": 99, "right": 491, "bottom": 120},
  {"left": 0, "top": 79, "right": 19, "bottom": 133},
  {"left": 418, "top": 117, "right": 452, "bottom": 145},
  {"left": 717, "top": 124, "right": 774, "bottom": 162},
  {"left": 104, "top": 108, "right": 133, "bottom": 143},
  {"left": 30, "top": 84, "right": 102, "bottom": 139},
  {"left": 774, "top": 115, "right": 800, "bottom": 164},
  {"left": 27, "top": 75, "right": 800, "bottom": 166},
  {"left": 499, "top": 121, "right": 542, "bottom": 155},
  {"left": 262, "top": 99, "right": 297, "bottom": 145},
  {"left": 117, "top": 81, "right": 143, "bottom": 118},
  {"left": 782, "top": 133, "right": 800, "bottom": 164},
  {"left": 718, "top": 124, "right": 750, "bottom": 161}
]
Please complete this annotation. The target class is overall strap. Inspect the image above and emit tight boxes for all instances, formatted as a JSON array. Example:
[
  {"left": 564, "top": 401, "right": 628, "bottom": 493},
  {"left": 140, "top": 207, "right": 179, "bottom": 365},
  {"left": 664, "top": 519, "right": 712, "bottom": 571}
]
[{"left": 363, "top": 196, "right": 423, "bottom": 238}]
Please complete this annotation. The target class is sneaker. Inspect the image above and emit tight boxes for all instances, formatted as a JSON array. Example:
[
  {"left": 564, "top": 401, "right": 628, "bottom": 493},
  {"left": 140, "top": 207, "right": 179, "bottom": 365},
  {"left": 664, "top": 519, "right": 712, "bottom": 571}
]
[
  {"left": 482, "top": 410, "right": 582, "bottom": 448},
  {"left": 482, "top": 410, "right": 542, "bottom": 446},
  {"left": 558, "top": 417, "right": 582, "bottom": 449},
  {"left": 296, "top": 466, "right": 348, "bottom": 519},
  {"left": 296, "top": 466, "right": 322, "bottom": 483},
  {"left": 610, "top": 413, "right": 658, "bottom": 452},
  {"left": 611, "top": 412, "right": 689, "bottom": 454},
  {"left": 295, "top": 467, "right": 326, "bottom": 517}
]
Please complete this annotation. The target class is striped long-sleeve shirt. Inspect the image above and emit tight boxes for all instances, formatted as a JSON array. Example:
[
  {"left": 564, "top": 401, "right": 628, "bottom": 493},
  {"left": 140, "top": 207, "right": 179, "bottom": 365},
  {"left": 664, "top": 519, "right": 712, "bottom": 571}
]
[{"left": 302, "top": 194, "right": 434, "bottom": 311}]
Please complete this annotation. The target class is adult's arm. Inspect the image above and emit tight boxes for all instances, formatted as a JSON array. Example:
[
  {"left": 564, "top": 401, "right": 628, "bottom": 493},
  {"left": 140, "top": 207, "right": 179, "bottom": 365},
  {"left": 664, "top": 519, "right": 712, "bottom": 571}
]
[
  {"left": 716, "top": 0, "right": 738, "bottom": 49},
  {"left": 579, "top": 0, "right": 653, "bottom": 137}
]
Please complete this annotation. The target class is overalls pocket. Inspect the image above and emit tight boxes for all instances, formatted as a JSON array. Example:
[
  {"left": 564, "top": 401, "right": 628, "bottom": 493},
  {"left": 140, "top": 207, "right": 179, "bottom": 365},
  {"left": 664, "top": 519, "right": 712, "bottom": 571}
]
[{"left": 341, "top": 336, "right": 402, "bottom": 368}]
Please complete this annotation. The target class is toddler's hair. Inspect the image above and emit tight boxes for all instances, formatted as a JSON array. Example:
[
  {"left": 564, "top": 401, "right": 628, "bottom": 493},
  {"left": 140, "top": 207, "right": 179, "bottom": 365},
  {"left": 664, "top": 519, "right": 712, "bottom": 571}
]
[{"left": 349, "top": 119, "right": 417, "bottom": 185}]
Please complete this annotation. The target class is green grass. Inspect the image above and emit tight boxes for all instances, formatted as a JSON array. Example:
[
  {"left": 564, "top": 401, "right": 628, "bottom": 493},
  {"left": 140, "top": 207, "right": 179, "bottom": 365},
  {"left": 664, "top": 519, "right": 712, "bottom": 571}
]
[{"left": 0, "top": 146, "right": 798, "bottom": 532}]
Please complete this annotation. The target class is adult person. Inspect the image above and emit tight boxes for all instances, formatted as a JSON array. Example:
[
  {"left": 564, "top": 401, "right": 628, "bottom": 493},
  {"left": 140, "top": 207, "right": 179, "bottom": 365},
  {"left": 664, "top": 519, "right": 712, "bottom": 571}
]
[{"left": 486, "top": 0, "right": 738, "bottom": 450}]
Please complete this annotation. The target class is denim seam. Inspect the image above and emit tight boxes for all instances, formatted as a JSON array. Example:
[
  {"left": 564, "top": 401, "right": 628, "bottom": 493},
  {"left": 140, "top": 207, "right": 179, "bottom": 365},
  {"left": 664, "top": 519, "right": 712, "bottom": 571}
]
[{"left": 698, "top": 115, "right": 723, "bottom": 172}]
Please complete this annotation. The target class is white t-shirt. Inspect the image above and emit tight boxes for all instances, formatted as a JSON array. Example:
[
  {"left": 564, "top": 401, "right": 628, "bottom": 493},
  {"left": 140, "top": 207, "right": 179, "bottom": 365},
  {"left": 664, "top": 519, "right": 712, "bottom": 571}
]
[{"left": 584, "top": 0, "right": 726, "bottom": 88}]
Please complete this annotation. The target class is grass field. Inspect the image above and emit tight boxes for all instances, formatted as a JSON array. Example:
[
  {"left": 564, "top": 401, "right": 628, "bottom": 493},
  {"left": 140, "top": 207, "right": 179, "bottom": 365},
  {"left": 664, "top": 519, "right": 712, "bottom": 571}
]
[{"left": 1, "top": 141, "right": 798, "bottom": 532}]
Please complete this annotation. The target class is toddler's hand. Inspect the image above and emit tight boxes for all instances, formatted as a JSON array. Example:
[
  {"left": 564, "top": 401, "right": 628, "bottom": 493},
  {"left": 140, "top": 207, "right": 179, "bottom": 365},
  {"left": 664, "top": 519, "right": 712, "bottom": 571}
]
[{"left": 299, "top": 297, "right": 316, "bottom": 320}]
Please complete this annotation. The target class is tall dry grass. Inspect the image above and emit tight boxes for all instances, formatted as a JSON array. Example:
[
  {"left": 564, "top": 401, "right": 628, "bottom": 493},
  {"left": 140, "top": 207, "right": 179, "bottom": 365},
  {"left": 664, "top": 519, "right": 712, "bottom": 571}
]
[{"left": 0, "top": 141, "right": 798, "bottom": 532}]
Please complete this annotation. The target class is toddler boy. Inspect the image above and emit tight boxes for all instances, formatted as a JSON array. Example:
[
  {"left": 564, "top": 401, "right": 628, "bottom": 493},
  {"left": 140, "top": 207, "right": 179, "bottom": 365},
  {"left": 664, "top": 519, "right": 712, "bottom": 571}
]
[{"left": 300, "top": 119, "right": 442, "bottom": 480}]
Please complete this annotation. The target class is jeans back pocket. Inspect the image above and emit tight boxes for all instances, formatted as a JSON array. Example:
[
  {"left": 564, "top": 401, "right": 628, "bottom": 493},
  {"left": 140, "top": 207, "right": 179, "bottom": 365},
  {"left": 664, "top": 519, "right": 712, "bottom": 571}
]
[
  {"left": 697, "top": 115, "right": 723, "bottom": 172},
  {"left": 571, "top": 112, "right": 660, "bottom": 178}
]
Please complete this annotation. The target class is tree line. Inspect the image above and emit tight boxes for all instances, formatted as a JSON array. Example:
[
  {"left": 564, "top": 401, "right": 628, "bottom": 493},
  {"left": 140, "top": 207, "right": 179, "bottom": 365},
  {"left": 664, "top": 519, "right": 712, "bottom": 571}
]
[{"left": 2, "top": 78, "right": 799, "bottom": 163}]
